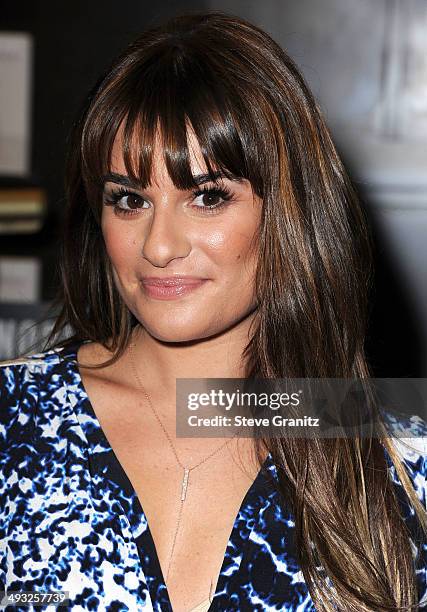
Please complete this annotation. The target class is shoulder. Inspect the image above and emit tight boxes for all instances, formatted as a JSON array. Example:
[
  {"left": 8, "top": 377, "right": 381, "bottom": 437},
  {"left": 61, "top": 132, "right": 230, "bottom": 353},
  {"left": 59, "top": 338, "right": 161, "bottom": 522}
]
[
  {"left": 386, "top": 433, "right": 426, "bottom": 508},
  {"left": 382, "top": 412, "right": 427, "bottom": 503},
  {"left": 0, "top": 345, "right": 79, "bottom": 449},
  {"left": 0, "top": 347, "right": 63, "bottom": 398},
  {"left": 0, "top": 340, "right": 97, "bottom": 385},
  {"left": 0, "top": 346, "right": 68, "bottom": 394},
  {"left": 381, "top": 409, "right": 426, "bottom": 503}
]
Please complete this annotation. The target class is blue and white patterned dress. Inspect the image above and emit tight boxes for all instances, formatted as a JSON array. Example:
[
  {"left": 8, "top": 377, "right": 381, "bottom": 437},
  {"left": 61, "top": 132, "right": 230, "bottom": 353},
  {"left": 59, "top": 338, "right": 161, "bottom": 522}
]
[{"left": 0, "top": 343, "right": 426, "bottom": 611}]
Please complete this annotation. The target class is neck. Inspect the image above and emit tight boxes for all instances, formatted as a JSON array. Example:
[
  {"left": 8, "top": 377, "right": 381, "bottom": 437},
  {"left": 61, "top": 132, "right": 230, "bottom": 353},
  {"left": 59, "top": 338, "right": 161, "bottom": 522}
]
[{"left": 130, "top": 313, "right": 257, "bottom": 397}]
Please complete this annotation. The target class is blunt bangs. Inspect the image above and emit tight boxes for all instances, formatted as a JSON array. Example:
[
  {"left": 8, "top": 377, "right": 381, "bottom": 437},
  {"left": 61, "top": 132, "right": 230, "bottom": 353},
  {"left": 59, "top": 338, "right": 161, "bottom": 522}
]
[{"left": 80, "top": 42, "right": 265, "bottom": 206}]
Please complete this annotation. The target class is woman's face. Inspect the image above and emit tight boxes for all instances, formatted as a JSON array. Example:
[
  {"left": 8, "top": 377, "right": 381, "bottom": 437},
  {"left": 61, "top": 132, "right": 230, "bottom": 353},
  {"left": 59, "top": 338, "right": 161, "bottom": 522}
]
[{"left": 101, "top": 127, "right": 263, "bottom": 342}]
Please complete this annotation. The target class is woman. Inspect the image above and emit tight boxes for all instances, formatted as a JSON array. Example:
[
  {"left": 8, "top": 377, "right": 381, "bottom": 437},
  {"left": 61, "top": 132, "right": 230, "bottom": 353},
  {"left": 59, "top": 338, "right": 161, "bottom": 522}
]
[{"left": 1, "top": 11, "right": 426, "bottom": 612}]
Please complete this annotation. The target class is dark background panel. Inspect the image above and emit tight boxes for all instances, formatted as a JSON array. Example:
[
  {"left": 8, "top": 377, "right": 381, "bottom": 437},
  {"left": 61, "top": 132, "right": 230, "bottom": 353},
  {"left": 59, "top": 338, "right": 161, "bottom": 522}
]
[{"left": 1, "top": 0, "right": 206, "bottom": 299}]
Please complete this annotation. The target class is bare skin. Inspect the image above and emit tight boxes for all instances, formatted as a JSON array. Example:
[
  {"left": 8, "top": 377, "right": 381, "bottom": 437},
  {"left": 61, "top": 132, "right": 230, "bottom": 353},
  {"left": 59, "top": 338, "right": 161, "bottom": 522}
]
[{"left": 77, "top": 124, "right": 267, "bottom": 611}]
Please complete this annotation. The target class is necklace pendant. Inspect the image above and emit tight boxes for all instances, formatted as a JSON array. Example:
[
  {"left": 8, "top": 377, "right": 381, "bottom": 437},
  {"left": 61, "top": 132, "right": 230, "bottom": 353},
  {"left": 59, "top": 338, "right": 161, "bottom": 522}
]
[{"left": 181, "top": 468, "right": 190, "bottom": 501}]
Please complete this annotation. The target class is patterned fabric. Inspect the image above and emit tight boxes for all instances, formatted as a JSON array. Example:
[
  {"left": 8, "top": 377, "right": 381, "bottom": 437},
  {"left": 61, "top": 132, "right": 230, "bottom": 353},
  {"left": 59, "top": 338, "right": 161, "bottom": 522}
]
[{"left": 0, "top": 342, "right": 426, "bottom": 611}]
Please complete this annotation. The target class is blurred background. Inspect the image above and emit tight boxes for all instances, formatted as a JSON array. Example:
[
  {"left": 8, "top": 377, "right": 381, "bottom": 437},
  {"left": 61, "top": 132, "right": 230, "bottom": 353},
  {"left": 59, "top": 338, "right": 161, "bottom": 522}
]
[{"left": 1, "top": 0, "right": 426, "bottom": 376}]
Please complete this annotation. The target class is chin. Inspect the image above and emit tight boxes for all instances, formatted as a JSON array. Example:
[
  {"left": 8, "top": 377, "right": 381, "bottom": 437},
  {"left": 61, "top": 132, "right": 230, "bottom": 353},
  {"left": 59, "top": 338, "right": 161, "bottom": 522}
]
[
  {"left": 143, "top": 325, "right": 216, "bottom": 344},
  {"left": 138, "top": 312, "right": 253, "bottom": 345},
  {"left": 133, "top": 309, "right": 229, "bottom": 343}
]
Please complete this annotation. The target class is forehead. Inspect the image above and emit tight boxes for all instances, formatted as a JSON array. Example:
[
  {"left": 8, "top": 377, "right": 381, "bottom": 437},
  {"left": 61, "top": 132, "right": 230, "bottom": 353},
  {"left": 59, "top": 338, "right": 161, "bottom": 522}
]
[{"left": 110, "top": 121, "right": 208, "bottom": 183}]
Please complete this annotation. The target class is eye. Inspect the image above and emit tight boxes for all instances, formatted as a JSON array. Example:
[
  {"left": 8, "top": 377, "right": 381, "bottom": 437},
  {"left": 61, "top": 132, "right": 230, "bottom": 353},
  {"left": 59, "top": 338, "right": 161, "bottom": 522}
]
[
  {"left": 118, "top": 193, "right": 145, "bottom": 210},
  {"left": 103, "top": 187, "right": 148, "bottom": 215},
  {"left": 191, "top": 186, "right": 233, "bottom": 213}
]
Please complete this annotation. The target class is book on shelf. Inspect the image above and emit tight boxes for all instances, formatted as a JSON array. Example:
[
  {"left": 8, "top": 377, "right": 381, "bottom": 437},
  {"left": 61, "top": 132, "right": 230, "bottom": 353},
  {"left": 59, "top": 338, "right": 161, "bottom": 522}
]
[{"left": 0, "top": 188, "right": 46, "bottom": 234}]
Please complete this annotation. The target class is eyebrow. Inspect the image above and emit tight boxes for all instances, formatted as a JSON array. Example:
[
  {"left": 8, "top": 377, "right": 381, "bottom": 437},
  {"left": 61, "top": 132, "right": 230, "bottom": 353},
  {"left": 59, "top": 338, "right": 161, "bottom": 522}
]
[{"left": 102, "top": 171, "right": 239, "bottom": 189}]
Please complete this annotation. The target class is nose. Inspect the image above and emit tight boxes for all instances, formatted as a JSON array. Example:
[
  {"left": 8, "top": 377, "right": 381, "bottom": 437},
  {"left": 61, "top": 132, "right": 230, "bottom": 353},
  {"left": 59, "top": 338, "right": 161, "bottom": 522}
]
[{"left": 141, "top": 203, "right": 191, "bottom": 267}]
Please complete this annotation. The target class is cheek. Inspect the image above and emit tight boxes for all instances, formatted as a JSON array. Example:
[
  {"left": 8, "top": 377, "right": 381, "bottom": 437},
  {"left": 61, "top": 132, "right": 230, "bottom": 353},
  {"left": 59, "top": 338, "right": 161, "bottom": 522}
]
[
  {"left": 204, "top": 221, "right": 258, "bottom": 277},
  {"left": 102, "top": 220, "right": 138, "bottom": 269}
]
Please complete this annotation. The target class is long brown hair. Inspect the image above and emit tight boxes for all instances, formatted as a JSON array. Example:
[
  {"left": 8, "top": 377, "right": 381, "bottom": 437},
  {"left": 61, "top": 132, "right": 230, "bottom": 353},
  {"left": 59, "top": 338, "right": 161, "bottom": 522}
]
[{"left": 48, "top": 11, "right": 426, "bottom": 610}]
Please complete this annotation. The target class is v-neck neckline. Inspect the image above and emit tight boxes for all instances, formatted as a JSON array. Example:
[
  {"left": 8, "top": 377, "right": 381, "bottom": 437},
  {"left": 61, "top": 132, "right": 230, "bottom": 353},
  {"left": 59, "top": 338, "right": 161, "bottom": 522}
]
[{"left": 60, "top": 341, "right": 278, "bottom": 612}]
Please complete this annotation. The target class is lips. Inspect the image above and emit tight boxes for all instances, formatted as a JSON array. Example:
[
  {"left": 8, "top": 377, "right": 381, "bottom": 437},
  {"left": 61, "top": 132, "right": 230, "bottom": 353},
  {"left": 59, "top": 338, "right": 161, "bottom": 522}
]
[
  {"left": 140, "top": 277, "right": 208, "bottom": 300},
  {"left": 140, "top": 277, "right": 206, "bottom": 287}
]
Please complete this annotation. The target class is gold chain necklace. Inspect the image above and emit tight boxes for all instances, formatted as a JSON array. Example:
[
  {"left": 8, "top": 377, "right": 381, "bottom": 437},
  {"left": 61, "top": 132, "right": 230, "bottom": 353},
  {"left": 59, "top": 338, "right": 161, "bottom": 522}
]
[{"left": 128, "top": 334, "right": 240, "bottom": 587}]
